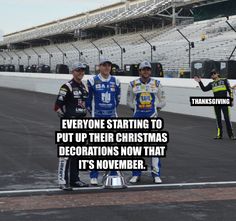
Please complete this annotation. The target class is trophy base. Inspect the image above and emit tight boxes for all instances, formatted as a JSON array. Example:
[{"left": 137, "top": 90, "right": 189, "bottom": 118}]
[{"left": 103, "top": 175, "right": 127, "bottom": 189}]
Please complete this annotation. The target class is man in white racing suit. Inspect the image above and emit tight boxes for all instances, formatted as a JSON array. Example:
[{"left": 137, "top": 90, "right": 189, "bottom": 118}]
[{"left": 127, "top": 61, "right": 166, "bottom": 184}]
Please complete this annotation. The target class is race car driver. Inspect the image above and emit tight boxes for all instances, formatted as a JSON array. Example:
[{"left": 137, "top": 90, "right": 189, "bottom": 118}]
[
  {"left": 86, "top": 57, "right": 121, "bottom": 185},
  {"left": 194, "top": 69, "right": 235, "bottom": 140},
  {"left": 54, "top": 63, "right": 89, "bottom": 190},
  {"left": 127, "top": 61, "right": 166, "bottom": 184}
]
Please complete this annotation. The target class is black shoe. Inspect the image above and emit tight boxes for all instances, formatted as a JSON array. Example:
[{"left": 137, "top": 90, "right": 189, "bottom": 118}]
[
  {"left": 229, "top": 136, "right": 236, "bottom": 140},
  {"left": 59, "top": 184, "right": 73, "bottom": 191},
  {"left": 214, "top": 136, "right": 222, "bottom": 140},
  {"left": 70, "top": 180, "right": 89, "bottom": 188}
]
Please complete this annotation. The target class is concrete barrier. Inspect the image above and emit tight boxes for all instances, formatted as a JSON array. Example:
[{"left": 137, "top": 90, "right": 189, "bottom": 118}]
[{"left": 1, "top": 72, "right": 236, "bottom": 121}]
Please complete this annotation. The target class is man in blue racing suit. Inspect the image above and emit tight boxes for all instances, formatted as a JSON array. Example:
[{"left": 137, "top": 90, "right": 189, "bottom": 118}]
[
  {"left": 127, "top": 61, "right": 166, "bottom": 184},
  {"left": 86, "top": 57, "right": 121, "bottom": 185}
]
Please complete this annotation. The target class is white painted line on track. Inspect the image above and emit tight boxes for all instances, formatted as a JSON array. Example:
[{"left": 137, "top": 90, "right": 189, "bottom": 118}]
[
  {"left": 127, "top": 181, "right": 236, "bottom": 189},
  {"left": 0, "top": 186, "right": 102, "bottom": 195},
  {"left": 0, "top": 181, "right": 236, "bottom": 195}
]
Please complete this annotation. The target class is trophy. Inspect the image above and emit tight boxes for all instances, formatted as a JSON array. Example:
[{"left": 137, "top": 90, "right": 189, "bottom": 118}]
[{"left": 103, "top": 171, "right": 127, "bottom": 189}]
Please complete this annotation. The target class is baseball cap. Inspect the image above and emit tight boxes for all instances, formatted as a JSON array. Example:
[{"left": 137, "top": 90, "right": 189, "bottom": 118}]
[
  {"left": 139, "top": 61, "right": 152, "bottom": 70},
  {"left": 71, "top": 63, "right": 86, "bottom": 71},
  {"left": 99, "top": 57, "right": 112, "bottom": 65},
  {"left": 210, "top": 69, "right": 220, "bottom": 76}
]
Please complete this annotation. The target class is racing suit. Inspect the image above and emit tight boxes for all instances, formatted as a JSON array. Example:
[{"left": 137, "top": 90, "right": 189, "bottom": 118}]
[
  {"left": 54, "top": 79, "right": 88, "bottom": 185},
  {"left": 86, "top": 73, "right": 121, "bottom": 178},
  {"left": 127, "top": 77, "right": 166, "bottom": 177},
  {"left": 199, "top": 78, "right": 234, "bottom": 138}
]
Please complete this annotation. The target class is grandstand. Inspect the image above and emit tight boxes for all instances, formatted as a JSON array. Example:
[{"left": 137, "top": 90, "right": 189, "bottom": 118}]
[{"left": 0, "top": 0, "right": 235, "bottom": 75}]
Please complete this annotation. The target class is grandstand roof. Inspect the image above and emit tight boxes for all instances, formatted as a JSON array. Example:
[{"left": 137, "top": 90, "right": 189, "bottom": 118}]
[
  {"left": 0, "top": 0, "right": 230, "bottom": 47},
  {"left": 3, "top": 0, "right": 126, "bottom": 37}
]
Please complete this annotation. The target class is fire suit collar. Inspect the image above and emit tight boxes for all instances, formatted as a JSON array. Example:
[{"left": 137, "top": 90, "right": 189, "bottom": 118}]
[
  {"left": 139, "top": 77, "right": 151, "bottom": 85},
  {"left": 98, "top": 73, "right": 111, "bottom": 82},
  {"left": 72, "top": 78, "right": 83, "bottom": 86}
]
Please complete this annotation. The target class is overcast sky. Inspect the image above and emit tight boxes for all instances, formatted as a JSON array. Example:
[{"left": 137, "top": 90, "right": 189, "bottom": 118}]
[{"left": 0, "top": 0, "right": 118, "bottom": 36}]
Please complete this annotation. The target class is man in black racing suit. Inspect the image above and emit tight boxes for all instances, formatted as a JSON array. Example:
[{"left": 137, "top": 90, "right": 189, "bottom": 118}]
[
  {"left": 194, "top": 69, "right": 235, "bottom": 140},
  {"left": 54, "top": 63, "right": 89, "bottom": 190}
]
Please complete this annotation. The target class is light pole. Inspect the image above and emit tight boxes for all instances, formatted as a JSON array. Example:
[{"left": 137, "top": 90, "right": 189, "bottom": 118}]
[
  {"left": 22, "top": 50, "right": 31, "bottom": 66},
  {"left": 5, "top": 51, "right": 13, "bottom": 64},
  {"left": 226, "top": 20, "right": 236, "bottom": 60},
  {"left": 71, "top": 43, "right": 83, "bottom": 61},
  {"left": 0, "top": 53, "right": 6, "bottom": 65},
  {"left": 31, "top": 48, "right": 41, "bottom": 66},
  {"left": 112, "top": 38, "right": 126, "bottom": 69},
  {"left": 12, "top": 51, "right": 21, "bottom": 66},
  {"left": 42, "top": 47, "right": 53, "bottom": 67},
  {"left": 228, "top": 46, "right": 236, "bottom": 60},
  {"left": 226, "top": 20, "right": 236, "bottom": 33},
  {"left": 140, "top": 34, "right": 156, "bottom": 62},
  {"left": 177, "top": 29, "right": 194, "bottom": 68},
  {"left": 55, "top": 45, "right": 66, "bottom": 65},
  {"left": 90, "top": 41, "right": 103, "bottom": 64}
]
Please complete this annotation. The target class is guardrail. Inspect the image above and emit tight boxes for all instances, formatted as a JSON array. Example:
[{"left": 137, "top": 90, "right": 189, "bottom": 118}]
[{"left": 1, "top": 72, "right": 236, "bottom": 122}]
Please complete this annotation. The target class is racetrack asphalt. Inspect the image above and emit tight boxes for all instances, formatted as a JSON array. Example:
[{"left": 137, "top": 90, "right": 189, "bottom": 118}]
[{"left": 0, "top": 87, "right": 236, "bottom": 221}]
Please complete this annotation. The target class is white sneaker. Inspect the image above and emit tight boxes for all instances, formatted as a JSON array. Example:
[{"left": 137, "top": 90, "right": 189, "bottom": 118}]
[
  {"left": 154, "top": 177, "right": 162, "bottom": 184},
  {"left": 129, "top": 176, "right": 140, "bottom": 184},
  {"left": 90, "top": 178, "right": 98, "bottom": 185}
]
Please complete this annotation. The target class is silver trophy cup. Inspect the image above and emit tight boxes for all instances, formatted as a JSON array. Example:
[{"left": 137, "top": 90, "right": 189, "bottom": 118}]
[{"left": 103, "top": 171, "right": 127, "bottom": 189}]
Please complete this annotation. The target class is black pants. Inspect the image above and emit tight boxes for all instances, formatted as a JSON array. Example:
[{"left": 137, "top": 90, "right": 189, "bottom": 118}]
[
  {"left": 58, "top": 157, "right": 79, "bottom": 185},
  {"left": 214, "top": 106, "right": 233, "bottom": 137}
]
